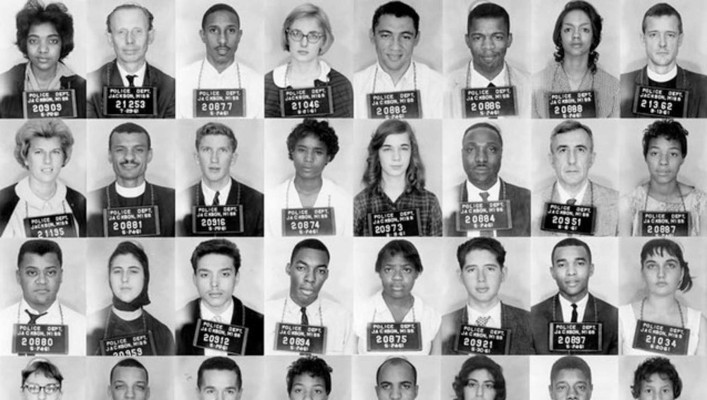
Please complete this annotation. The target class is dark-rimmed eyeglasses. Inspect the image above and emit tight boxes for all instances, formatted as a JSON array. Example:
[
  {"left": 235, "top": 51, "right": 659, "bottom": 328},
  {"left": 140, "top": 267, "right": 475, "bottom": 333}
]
[
  {"left": 287, "top": 29, "right": 323, "bottom": 43},
  {"left": 22, "top": 383, "right": 61, "bottom": 394}
]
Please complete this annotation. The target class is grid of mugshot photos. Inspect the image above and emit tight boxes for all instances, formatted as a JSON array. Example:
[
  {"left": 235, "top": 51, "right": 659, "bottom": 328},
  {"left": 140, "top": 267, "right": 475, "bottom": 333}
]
[{"left": 1, "top": 0, "right": 707, "bottom": 399}]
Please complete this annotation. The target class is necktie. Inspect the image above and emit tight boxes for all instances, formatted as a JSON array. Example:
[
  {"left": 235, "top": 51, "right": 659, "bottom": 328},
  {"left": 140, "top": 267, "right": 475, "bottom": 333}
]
[
  {"left": 212, "top": 191, "right": 220, "bottom": 206},
  {"left": 25, "top": 310, "right": 47, "bottom": 325},
  {"left": 566, "top": 198, "right": 577, "bottom": 205},
  {"left": 300, "top": 307, "right": 309, "bottom": 326},
  {"left": 126, "top": 74, "right": 137, "bottom": 87},
  {"left": 479, "top": 192, "right": 493, "bottom": 237},
  {"left": 571, "top": 303, "right": 578, "bottom": 322},
  {"left": 487, "top": 82, "right": 496, "bottom": 88},
  {"left": 475, "top": 315, "right": 490, "bottom": 326}
]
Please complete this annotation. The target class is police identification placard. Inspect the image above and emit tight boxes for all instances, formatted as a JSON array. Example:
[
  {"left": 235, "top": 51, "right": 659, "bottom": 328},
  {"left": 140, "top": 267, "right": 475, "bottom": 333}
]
[
  {"left": 103, "top": 206, "right": 160, "bottom": 237},
  {"left": 280, "top": 86, "right": 333, "bottom": 117},
  {"left": 632, "top": 86, "right": 688, "bottom": 118},
  {"left": 632, "top": 319, "right": 689, "bottom": 355},
  {"left": 23, "top": 89, "right": 77, "bottom": 118},
  {"left": 541, "top": 203, "right": 596, "bottom": 235},
  {"left": 549, "top": 322, "right": 602, "bottom": 352},
  {"left": 275, "top": 323, "right": 327, "bottom": 354},
  {"left": 454, "top": 324, "right": 510, "bottom": 355},
  {"left": 462, "top": 86, "right": 516, "bottom": 118},
  {"left": 282, "top": 207, "right": 335, "bottom": 236},
  {"left": 367, "top": 322, "right": 422, "bottom": 352},
  {"left": 195, "top": 89, "right": 245, "bottom": 117},
  {"left": 193, "top": 319, "right": 248, "bottom": 355},
  {"left": 548, "top": 90, "right": 596, "bottom": 118},
  {"left": 24, "top": 213, "right": 77, "bottom": 238},
  {"left": 368, "top": 209, "right": 421, "bottom": 237},
  {"left": 101, "top": 331, "right": 156, "bottom": 356},
  {"left": 13, "top": 324, "right": 68, "bottom": 355},
  {"left": 640, "top": 211, "right": 689, "bottom": 237},
  {"left": 368, "top": 90, "right": 421, "bottom": 119},
  {"left": 192, "top": 205, "right": 244, "bottom": 234},
  {"left": 103, "top": 86, "right": 157, "bottom": 117},
  {"left": 456, "top": 200, "right": 512, "bottom": 231}
]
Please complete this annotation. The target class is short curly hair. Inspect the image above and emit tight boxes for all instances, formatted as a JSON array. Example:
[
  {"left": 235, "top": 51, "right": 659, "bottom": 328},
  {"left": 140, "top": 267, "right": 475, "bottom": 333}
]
[
  {"left": 286, "top": 356, "right": 333, "bottom": 395},
  {"left": 630, "top": 357, "right": 682, "bottom": 399},
  {"left": 15, "top": 0, "right": 75, "bottom": 61},
  {"left": 452, "top": 356, "right": 506, "bottom": 400},
  {"left": 286, "top": 118, "right": 339, "bottom": 161},
  {"left": 14, "top": 119, "right": 74, "bottom": 169},
  {"left": 641, "top": 119, "right": 688, "bottom": 158}
]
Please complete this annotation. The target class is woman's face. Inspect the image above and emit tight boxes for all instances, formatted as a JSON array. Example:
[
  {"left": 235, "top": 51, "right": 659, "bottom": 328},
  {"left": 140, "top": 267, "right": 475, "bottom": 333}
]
[
  {"left": 378, "top": 132, "right": 412, "bottom": 181},
  {"left": 560, "top": 10, "right": 593, "bottom": 58},
  {"left": 26, "top": 22, "right": 62, "bottom": 75},
  {"left": 109, "top": 254, "right": 146, "bottom": 303},
  {"left": 641, "top": 251, "right": 684, "bottom": 297},
  {"left": 645, "top": 137, "right": 684, "bottom": 185},
  {"left": 26, "top": 137, "right": 64, "bottom": 185},
  {"left": 288, "top": 17, "right": 324, "bottom": 64}
]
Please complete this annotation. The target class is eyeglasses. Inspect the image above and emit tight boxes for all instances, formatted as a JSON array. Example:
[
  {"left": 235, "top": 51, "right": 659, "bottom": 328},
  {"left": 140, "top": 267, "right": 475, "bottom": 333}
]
[
  {"left": 22, "top": 383, "right": 61, "bottom": 394},
  {"left": 286, "top": 29, "right": 324, "bottom": 43}
]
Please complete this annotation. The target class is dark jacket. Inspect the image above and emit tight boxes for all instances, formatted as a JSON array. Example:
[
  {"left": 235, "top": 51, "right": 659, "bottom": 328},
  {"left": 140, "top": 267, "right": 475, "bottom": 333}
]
[
  {"left": 530, "top": 293, "right": 619, "bottom": 355},
  {"left": 0, "top": 62, "right": 87, "bottom": 118},
  {"left": 176, "top": 296, "right": 264, "bottom": 355},
  {"left": 87, "top": 306, "right": 175, "bottom": 355},
  {"left": 0, "top": 182, "right": 87, "bottom": 237},
  {"left": 87, "top": 181, "right": 175, "bottom": 237},
  {"left": 620, "top": 66, "right": 707, "bottom": 118},
  {"left": 446, "top": 179, "right": 531, "bottom": 237},
  {"left": 439, "top": 302, "right": 535, "bottom": 355},
  {"left": 87, "top": 59, "right": 175, "bottom": 118},
  {"left": 178, "top": 178, "right": 264, "bottom": 237}
]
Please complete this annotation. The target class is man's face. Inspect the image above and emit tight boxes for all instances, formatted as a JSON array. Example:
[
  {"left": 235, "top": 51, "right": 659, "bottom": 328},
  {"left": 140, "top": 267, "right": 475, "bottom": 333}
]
[
  {"left": 462, "top": 368, "right": 496, "bottom": 400},
  {"left": 642, "top": 15, "right": 682, "bottom": 70},
  {"left": 287, "top": 248, "right": 329, "bottom": 307},
  {"left": 109, "top": 366, "right": 150, "bottom": 400},
  {"left": 644, "top": 137, "right": 684, "bottom": 185},
  {"left": 462, "top": 127, "right": 502, "bottom": 190},
  {"left": 550, "top": 245, "right": 594, "bottom": 302},
  {"left": 460, "top": 249, "right": 505, "bottom": 305},
  {"left": 291, "top": 135, "right": 330, "bottom": 181},
  {"left": 25, "top": 137, "right": 64, "bottom": 186},
  {"left": 378, "top": 253, "right": 419, "bottom": 300},
  {"left": 466, "top": 17, "right": 512, "bottom": 78},
  {"left": 376, "top": 363, "right": 418, "bottom": 400},
  {"left": 289, "top": 374, "right": 328, "bottom": 400},
  {"left": 17, "top": 252, "right": 62, "bottom": 313},
  {"left": 198, "top": 370, "right": 242, "bottom": 400},
  {"left": 638, "top": 373, "right": 675, "bottom": 400},
  {"left": 200, "top": 10, "right": 241, "bottom": 68},
  {"left": 370, "top": 14, "right": 419, "bottom": 76},
  {"left": 109, "top": 254, "right": 145, "bottom": 304},
  {"left": 193, "top": 254, "right": 238, "bottom": 314},
  {"left": 107, "top": 8, "right": 154, "bottom": 66},
  {"left": 109, "top": 132, "right": 152, "bottom": 186},
  {"left": 22, "top": 371, "right": 62, "bottom": 400},
  {"left": 196, "top": 134, "right": 236, "bottom": 186},
  {"left": 550, "top": 129, "right": 595, "bottom": 189},
  {"left": 549, "top": 368, "right": 592, "bottom": 400}
]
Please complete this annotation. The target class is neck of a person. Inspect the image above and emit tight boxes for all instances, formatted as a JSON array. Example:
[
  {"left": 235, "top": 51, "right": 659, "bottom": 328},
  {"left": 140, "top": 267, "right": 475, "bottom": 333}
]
[
  {"left": 559, "top": 178, "right": 588, "bottom": 198},
  {"left": 290, "top": 292, "right": 317, "bottom": 308},
  {"left": 208, "top": 55, "right": 234, "bottom": 74},
  {"left": 290, "top": 58, "right": 321, "bottom": 80},
  {"left": 30, "top": 64, "right": 58, "bottom": 89},
  {"left": 474, "top": 62, "right": 503, "bottom": 82},
  {"left": 26, "top": 298, "right": 53, "bottom": 314},
  {"left": 559, "top": 288, "right": 588, "bottom": 304},
  {"left": 645, "top": 294, "right": 680, "bottom": 312},
  {"left": 649, "top": 178, "right": 680, "bottom": 199},
  {"left": 470, "top": 176, "right": 498, "bottom": 192},
  {"left": 28, "top": 176, "right": 58, "bottom": 201},
  {"left": 467, "top": 296, "right": 500, "bottom": 315},
  {"left": 294, "top": 174, "right": 323, "bottom": 195},
  {"left": 381, "top": 174, "right": 407, "bottom": 201},
  {"left": 562, "top": 55, "right": 589, "bottom": 78},
  {"left": 204, "top": 176, "right": 230, "bottom": 192},
  {"left": 647, "top": 60, "right": 677, "bottom": 76},
  {"left": 203, "top": 296, "right": 233, "bottom": 315},
  {"left": 382, "top": 60, "right": 412, "bottom": 86},
  {"left": 112, "top": 306, "right": 143, "bottom": 321},
  {"left": 117, "top": 176, "right": 145, "bottom": 189},
  {"left": 382, "top": 292, "right": 414, "bottom": 311},
  {"left": 117, "top": 59, "right": 146, "bottom": 74}
]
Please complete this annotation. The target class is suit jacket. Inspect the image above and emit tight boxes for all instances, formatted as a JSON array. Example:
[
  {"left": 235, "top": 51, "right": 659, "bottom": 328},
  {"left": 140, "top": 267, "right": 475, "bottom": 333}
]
[
  {"left": 532, "top": 180, "right": 618, "bottom": 236},
  {"left": 178, "top": 178, "right": 264, "bottom": 236},
  {"left": 620, "top": 66, "right": 707, "bottom": 118},
  {"left": 87, "top": 59, "right": 175, "bottom": 118},
  {"left": 0, "top": 62, "right": 87, "bottom": 118},
  {"left": 439, "top": 302, "right": 535, "bottom": 355},
  {"left": 87, "top": 181, "right": 175, "bottom": 237},
  {"left": 445, "top": 178, "right": 531, "bottom": 236},
  {"left": 176, "top": 297, "right": 264, "bottom": 355},
  {"left": 530, "top": 293, "right": 618, "bottom": 355}
]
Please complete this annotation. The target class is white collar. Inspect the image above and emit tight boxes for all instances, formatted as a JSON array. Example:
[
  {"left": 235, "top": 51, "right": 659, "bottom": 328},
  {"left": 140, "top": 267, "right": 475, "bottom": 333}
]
[
  {"left": 24, "top": 62, "right": 74, "bottom": 91},
  {"left": 199, "top": 297, "right": 234, "bottom": 323},
  {"left": 375, "top": 60, "right": 415, "bottom": 85},
  {"left": 469, "top": 60, "right": 509, "bottom": 87},
  {"left": 273, "top": 60, "right": 331, "bottom": 87},
  {"left": 116, "top": 62, "right": 147, "bottom": 87},
  {"left": 647, "top": 65, "right": 678, "bottom": 83},
  {"left": 466, "top": 178, "right": 501, "bottom": 201},
  {"left": 466, "top": 300, "right": 502, "bottom": 328},
  {"left": 555, "top": 179, "right": 589, "bottom": 203},
  {"left": 203, "top": 57, "right": 238, "bottom": 75},
  {"left": 16, "top": 177, "right": 67, "bottom": 208},
  {"left": 201, "top": 179, "right": 232, "bottom": 206},
  {"left": 115, "top": 182, "right": 146, "bottom": 198},
  {"left": 21, "top": 297, "right": 59, "bottom": 317},
  {"left": 557, "top": 292, "right": 589, "bottom": 322}
]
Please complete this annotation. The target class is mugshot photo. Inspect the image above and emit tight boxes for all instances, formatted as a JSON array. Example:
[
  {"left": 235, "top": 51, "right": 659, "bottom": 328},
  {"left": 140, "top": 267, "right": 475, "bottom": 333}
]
[
  {"left": 0, "top": 356, "right": 85, "bottom": 400},
  {"left": 352, "top": 355, "right": 440, "bottom": 400},
  {"left": 260, "top": 355, "right": 352, "bottom": 400},
  {"left": 440, "top": 355, "right": 529, "bottom": 400},
  {"left": 530, "top": 355, "right": 618, "bottom": 400},
  {"left": 618, "top": 356, "right": 707, "bottom": 400},
  {"left": 174, "top": 356, "right": 265, "bottom": 400},
  {"left": 85, "top": 356, "right": 174, "bottom": 400}
]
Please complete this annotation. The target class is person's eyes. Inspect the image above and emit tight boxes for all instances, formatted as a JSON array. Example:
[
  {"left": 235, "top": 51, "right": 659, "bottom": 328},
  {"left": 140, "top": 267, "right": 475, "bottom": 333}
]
[
  {"left": 466, "top": 381, "right": 478, "bottom": 388},
  {"left": 49, "top": 38, "right": 60, "bottom": 45},
  {"left": 669, "top": 151, "right": 680, "bottom": 158},
  {"left": 582, "top": 27, "right": 591, "bottom": 34},
  {"left": 403, "top": 267, "right": 413, "bottom": 274},
  {"left": 563, "top": 27, "right": 571, "bottom": 34},
  {"left": 378, "top": 32, "right": 391, "bottom": 39},
  {"left": 226, "top": 388, "right": 237, "bottom": 395},
  {"left": 576, "top": 384, "right": 587, "bottom": 392},
  {"left": 316, "top": 268, "right": 327, "bottom": 276},
  {"left": 401, "top": 383, "right": 413, "bottom": 390},
  {"left": 28, "top": 38, "right": 38, "bottom": 45},
  {"left": 666, "top": 261, "right": 679, "bottom": 269},
  {"left": 488, "top": 146, "right": 498, "bottom": 153},
  {"left": 576, "top": 260, "right": 586, "bottom": 267},
  {"left": 221, "top": 270, "right": 233, "bottom": 277},
  {"left": 484, "top": 382, "right": 495, "bottom": 389},
  {"left": 46, "top": 269, "right": 58, "bottom": 277},
  {"left": 227, "top": 28, "right": 238, "bottom": 34},
  {"left": 401, "top": 34, "right": 413, "bottom": 41},
  {"left": 383, "top": 267, "right": 392, "bottom": 274},
  {"left": 199, "top": 272, "right": 209, "bottom": 278}
]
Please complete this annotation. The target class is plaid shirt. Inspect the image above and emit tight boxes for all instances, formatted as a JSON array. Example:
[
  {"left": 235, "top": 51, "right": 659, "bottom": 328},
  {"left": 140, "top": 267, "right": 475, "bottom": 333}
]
[{"left": 353, "top": 185, "right": 443, "bottom": 236}]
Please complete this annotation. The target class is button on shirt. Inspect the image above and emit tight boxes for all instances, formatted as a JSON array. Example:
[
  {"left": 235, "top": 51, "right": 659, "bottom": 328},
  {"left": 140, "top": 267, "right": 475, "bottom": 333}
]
[
  {"left": 201, "top": 180, "right": 232, "bottom": 206},
  {"left": 199, "top": 299, "right": 234, "bottom": 355},
  {"left": 116, "top": 62, "right": 146, "bottom": 87},
  {"left": 558, "top": 293, "right": 589, "bottom": 323},
  {"left": 465, "top": 179, "right": 501, "bottom": 237},
  {"left": 466, "top": 301, "right": 502, "bottom": 329}
]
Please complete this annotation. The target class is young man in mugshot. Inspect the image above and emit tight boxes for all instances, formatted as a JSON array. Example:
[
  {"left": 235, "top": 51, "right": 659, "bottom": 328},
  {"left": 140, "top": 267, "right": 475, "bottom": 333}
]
[
  {"left": 375, "top": 357, "right": 419, "bottom": 400},
  {"left": 177, "top": 3, "right": 262, "bottom": 118},
  {"left": 353, "top": 1, "right": 444, "bottom": 119},
  {"left": 196, "top": 357, "right": 243, "bottom": 400},
  {"left": 87, "top": 122, "right": 175, "bottom": 237},
  {"left": 87, "top": 3, "right": 175, "bottom": 118},
  {"left": 108, "top": 358, "right": 151, "bottom": 400},
  {"left": 176, "top": 239, "right": 263, "bottom": 355}
]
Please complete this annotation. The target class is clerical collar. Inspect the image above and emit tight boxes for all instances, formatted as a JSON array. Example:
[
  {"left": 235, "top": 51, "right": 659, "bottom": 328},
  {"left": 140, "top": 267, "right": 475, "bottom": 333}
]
[
  {"left": 647, "top": 65, "right": 677, "bottom": 83},
  {"left": 116, "top": 182, "right": 146, "bottom": 198}
]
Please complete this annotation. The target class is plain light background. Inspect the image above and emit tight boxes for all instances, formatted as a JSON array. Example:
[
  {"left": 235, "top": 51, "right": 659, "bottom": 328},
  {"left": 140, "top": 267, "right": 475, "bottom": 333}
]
[
  {"left": 85, "top": 238, "right": 175, "bottom": 335},
  {"left": 0, "top": 119, "right": 87, "bottom": 193},
  {"left": 618, "top": 356, "right": 707, "bottom": 400},
  {"left": 174, "top": 356, "right": 265, "bottom": 400},
  {"left": 261, "top": 355, "right": 352, "bottom": 400},
  {"left": 263, "top": 0, "right": 354, "bottom": 79},
  {"left": 440, "top": 355, "right": 529, "bottom": 400},
  {"left": 86, "top": 0, "right": 175, "bottom": 76},
  {"left": 352, "top": 355, "right": 440, "bottom": 400},
  {"left": 85, "top": 356, "right": 174, "bottom": 400},
  {"left": 530, "top": 0, "right": 621, "bottom": 79},
  {"left": 0, "top": 0, "right": 88, "bottom": 77},
  {"left": 174, "top": 237, "right": 264, "bottom": 315},
  {"left": 529, "top": 355, "right": 618, "bottom": 400},
  {"left": 620, "top": 0, "right": 707, "bottom": 74},
  {"left": 352, "top": 0, "right": 444, "bottom": 73},
  {"left": 0, "top": 356, "right": 86, "bottom": 400},
  {"left": 0, "top": 238, "right": 86, "bottom": 313},
  {"left": 529, "top": 236, "right": 619, "bottom": 307}
]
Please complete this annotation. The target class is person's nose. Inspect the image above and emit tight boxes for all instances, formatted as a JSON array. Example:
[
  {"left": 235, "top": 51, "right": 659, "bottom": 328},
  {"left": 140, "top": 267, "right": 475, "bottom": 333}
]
[
  {"left": 125, "top": 30, "right": 135, "bottom": 45},
  {"left": 481, "top": 36, "right": 494, "bottom": 51},
  {"left": 568, "top": 149, "right": 577, "bottom": 165},
  {"left": 210, "top": 150, "right": 219, "bottom": 163},
  {"left": 572, "top": 28, "right": 580, "bottom": 40},
  {"left": 477, "top": 269, "right": 486, "bottom": 283},
  {"left": 658, "top": 33, "right": 667, "bottom": 48},
  {"left": 304, "top": 268, "right": 315, "bottom": 283},
  {"left": 390, "top": 386, "right": 402, "bottom": 400},
  {"left": 38, "top": 38, "right": 49, "bottom": 54},
  {"left": 475, "top": 148, "right": 487, "bottom": 164},
  {"left": 210, "top": 274, "right": 220, "bottom": 288},
  {"left": 218, "top": 30, "right": 227, "bottom": 46}
]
